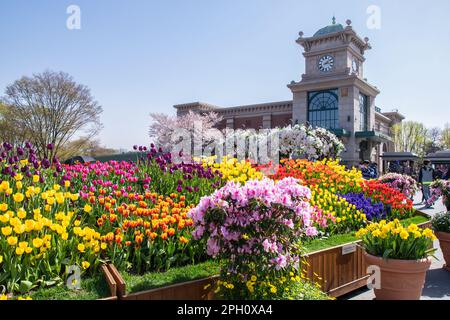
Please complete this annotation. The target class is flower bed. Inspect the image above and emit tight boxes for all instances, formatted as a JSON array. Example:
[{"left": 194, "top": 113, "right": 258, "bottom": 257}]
[{"left": 0, "top": 139, "right": 427, "bottom": 300}]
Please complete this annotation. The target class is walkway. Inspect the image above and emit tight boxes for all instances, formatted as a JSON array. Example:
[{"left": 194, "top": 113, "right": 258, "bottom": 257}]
[{"left": 343, "top": 194, "right": 450, "bottom": 300}]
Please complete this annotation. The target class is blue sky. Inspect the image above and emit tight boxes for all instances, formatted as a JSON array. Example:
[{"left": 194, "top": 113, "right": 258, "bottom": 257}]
[{"left": 1, "top": 0, "right": 449, "bottom": 150}]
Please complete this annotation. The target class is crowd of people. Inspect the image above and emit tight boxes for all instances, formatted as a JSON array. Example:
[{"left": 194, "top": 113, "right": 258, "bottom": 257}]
[{"left": 359, "top": 159, "right": 450, "bottom": 208}]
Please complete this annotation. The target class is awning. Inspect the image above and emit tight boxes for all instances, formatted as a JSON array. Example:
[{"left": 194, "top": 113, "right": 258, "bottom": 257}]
[
  {"left": 355, "top": 130, "right": 393, "bottom": 142},
  {"left": 329, "top": 128, "right": 351, "bottom": 137},
  {"left": 426, "top": 150, "right": 450, "bottom": 164},
  {"left": 381, "top": 152, "right": 419, "bottom": 162}
]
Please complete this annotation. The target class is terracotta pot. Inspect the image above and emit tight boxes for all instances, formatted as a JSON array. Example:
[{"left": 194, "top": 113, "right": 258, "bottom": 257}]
[
  {"left": 443, "top": 196, "right": 450, "bottom": 212},
  {"left": 436, "top": 232, "right": 450, "bottom": 272},
  {"left": 364, "top": 252, "right": 431, "bottom": 300}
]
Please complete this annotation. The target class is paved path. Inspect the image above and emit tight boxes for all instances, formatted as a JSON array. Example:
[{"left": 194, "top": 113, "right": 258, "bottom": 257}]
[{"left": 343, "top": 194, "right": 450, "bottom": 300}]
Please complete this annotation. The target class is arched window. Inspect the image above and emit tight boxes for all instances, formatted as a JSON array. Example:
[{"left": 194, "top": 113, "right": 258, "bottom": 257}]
[{"left": 308, "top": 89, "right": 339, "bottom": 129}]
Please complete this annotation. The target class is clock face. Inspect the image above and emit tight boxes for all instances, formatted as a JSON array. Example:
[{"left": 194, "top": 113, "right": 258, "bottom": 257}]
[
  {"left": 318, "top": 55, "right": 334, "bottom": 72},
  {"left": 352, "top": 59, "right": 359, "bottom": 73}
]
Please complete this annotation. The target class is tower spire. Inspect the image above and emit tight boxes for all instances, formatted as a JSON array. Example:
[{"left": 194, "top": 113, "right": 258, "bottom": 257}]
[{"left": 332, "top": 15, "right": 336, "bottom": 25}]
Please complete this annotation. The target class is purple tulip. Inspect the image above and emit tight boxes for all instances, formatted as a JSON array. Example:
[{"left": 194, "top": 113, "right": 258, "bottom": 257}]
[{"left": 41, "top": 158, "right": 51, "bottom": 169}]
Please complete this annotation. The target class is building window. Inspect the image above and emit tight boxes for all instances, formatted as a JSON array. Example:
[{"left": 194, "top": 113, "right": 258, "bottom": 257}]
[
  {"left": 307, "top": 89, "right": 339, "bottom": 129},
  {"left": 359, "top": 93, "right": 368, "bottom": 131}
]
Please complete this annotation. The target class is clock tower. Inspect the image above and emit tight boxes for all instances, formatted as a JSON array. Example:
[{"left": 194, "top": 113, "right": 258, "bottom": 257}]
[{"left": 288, "top": 17, "right": 384, "bottom": 166}]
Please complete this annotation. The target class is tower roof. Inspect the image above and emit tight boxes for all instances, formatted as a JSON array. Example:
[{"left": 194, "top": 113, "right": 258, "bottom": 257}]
[{"left": 313, "top": 17, "right": 344, "bottom": 37}]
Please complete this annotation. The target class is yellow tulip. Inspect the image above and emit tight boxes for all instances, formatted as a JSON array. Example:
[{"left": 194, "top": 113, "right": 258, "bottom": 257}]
[
  {"left": 7, "top": 236, "right": 18, "bottom": 246},
  {"left": 83, "top": 204, "right": 92, "bottom": 213},
  {"left": 13, "top": 193, "right": 25, "bottom": 203},
  {"left": 0, "top": 203, "right": 8, "bottom": 212},
  {"left": 15, "top": 247, "right": 24, "bottom": 256},
  {"left": 0, "top": 214, "right": 8, "bottom": 223},
  {"left": 1, "top": 226, "right": 12, "bottom": 236},
  {"left": 77, "top": 243, "right": 86, "bottom": 253},
  {"left": 32, "top": 238, "right": 43, "bottom": 248},
  {"left": 17, "top": 208, "right": 27, "bottom": 219}
]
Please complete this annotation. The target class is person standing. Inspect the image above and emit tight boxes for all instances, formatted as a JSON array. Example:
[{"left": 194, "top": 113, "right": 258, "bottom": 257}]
[
  {"left": 360, "top": 160, "right": 375, "bottom": 180},
  {"left": 402, "top": 161, "right": 413, "bottom": 176},
  {"left": 445, "top": 165, "right": 450, "bottom": 180},
  {"left": 418, "top": 160, "right": 437, "bottom": 207},
  {"left": 369, "top": 162, "right": 379, "bottom": 179}
]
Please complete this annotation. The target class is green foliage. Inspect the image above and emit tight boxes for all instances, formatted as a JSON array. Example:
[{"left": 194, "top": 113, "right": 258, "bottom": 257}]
[
  {"left": 431, "top": 212, "right": 450, "bottom": 233},
  {"left": 283, "top": 280, "right": 333, "bottom": 300},
  {"left": 122, "top": 260, "right": 221, "bottom": 294},
  {"left": 303, "top": 233, "right": 358, "bottom": 253},
  {"left": 29, "top": 275, "right": 109, "bottom": 300}
]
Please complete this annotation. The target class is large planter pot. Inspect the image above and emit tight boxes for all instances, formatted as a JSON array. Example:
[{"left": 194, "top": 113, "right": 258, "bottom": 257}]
[
  {"left": 435, "top": 231, "right": 450, "bottom": 272},
  {"left": 363, "top": 252, "right": 431, "bottom": 300},
  {"left": 301, "top": 211, "right": 432, "bottom": 298},
  {"left": 443, "top": 196, "right": 450, "bottom": 212}
]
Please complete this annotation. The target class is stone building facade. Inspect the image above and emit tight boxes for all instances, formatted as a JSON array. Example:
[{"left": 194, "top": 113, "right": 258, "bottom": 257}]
[{"left": 174, "top": 18, "right": 404, "bottom": 170}]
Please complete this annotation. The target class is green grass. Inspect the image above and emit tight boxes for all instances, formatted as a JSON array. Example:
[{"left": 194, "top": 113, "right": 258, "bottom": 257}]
[
  {"left": 400, "top": 215, "right": 429, "bottom": 226},
  {"left": 303, "top": 233, "right": 358, "bottom": 253},
  {"left": 30, "top": 275, "right": 110, "bottom": 300},
  {"left": 122, "top": 260, "right": 221, "bottom": 294}
]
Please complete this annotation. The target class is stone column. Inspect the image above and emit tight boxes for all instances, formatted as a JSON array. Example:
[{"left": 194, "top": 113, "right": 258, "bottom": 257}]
[
  {"left": 262, "top": 115, "right": 272, "bottom": 129},
  {"left": 226, "top": 118, "right": 234, "bottom": 130},
  {"left": 292, "top": 91, "right": 308, "bottom": 125}
]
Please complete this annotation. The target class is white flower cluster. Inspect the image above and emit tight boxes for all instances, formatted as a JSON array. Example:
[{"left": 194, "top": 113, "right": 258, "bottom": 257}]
[
  {"left": 223, "top": 124, "right": 345, "bottom": 161},
  {"left": 277, "top": 124, "right": 345, "bottom": 160}
]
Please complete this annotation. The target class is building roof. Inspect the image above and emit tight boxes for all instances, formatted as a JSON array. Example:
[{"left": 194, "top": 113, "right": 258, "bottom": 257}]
[
  {"left": 426, "top": 150, "right": 450, "bottom": 163},
  {"left": 174, "top": 100, "right": 293, "bottom": 117},
  {"left": 313, "top": 21, "right": 344, "bottom": 37},
  {"left": 381, "top": 152, "right": 419, "bottom": 161}
]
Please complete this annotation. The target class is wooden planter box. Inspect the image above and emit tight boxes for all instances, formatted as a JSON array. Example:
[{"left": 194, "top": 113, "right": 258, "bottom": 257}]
[
  {"left": 100, "top": 263, "right": 217, "bottom": 300},
  {"left": 302, "top": 211, "right": 432, "bottom": 298},
  {"left": 97, "top": 264, "right": 119, "bottom": 300},
  {"left": 98, "top": 212, "right": 431, "bottom": 300}
]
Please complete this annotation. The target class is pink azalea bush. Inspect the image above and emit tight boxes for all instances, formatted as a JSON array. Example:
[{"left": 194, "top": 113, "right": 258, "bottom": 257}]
[
  {"left": 379, "top": 173, "right": 418, "bottom": 198},
  {"left": 189, "top": 177, "right": 317, "bottom": 299},
  {"left": 427, "top": 180, "right": 450, "bottom": 209}
]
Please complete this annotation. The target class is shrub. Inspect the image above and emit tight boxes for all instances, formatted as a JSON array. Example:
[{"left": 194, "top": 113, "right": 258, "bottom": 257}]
[
  {"left": 431, "top": 212, "right": 450, "bottom": 233},
  {"left": 190, "top": 177, "right": 318, "bottom": 299}
]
